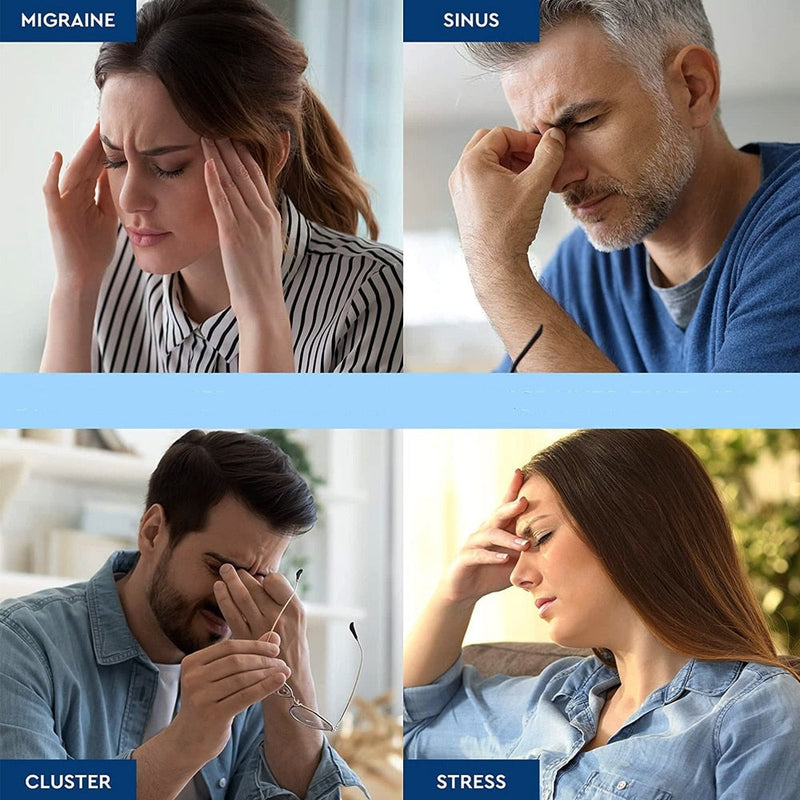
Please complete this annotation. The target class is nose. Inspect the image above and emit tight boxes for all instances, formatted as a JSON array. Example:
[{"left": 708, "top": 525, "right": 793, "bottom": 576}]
[
  {"left": 509, "top": 550, "right": 542, "bottom": 591},
  {"left": 117, "top": 164, "right": 156, "bottom": 214},
  {"left": 537, "top": 126, "right": 588, "bottom": 194}
]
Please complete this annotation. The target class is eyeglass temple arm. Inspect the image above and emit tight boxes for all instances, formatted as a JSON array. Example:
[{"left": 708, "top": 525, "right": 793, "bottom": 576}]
[
  {"left": 332, "top": 622, "right": 364, "bottom": 730},
  {"left": 267, "top": 568, "right": 303, "bottom": 637}
]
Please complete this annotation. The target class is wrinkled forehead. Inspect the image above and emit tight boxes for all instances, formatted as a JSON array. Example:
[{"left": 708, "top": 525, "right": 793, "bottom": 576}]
[
  {"left": 516, "top": 472, "right": 560, "bottom": 516},
  {"left": 500, "top": 17, "right": 644, "bottom": 127},
  {"left": 99, "top": 73, "right": 198, "bottom": 144}
]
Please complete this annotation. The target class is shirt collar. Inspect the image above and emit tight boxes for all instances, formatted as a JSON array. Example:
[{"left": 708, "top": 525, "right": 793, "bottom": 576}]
[
  {"left": 157, "top": 195, "right": 310, "bottom": 364},
  {"left": 161, "top": 273, "right": 194, "bottom": 352},
  {"left": 555, "top": 658, "right": 618, "bottom": 716},
  {"left": 160, "top": 275, "right": 239, "bottom": 363},
  {"left": 554, "top": 656, "right": 744, "bottom": 713},
  {"left": 662, "top": 657, "right": 743, "bottom": 702},
  {"left": 281, "top": 193, "right": 310, "bottom": 282},
  {"left": 86, "top": 550, "right": 152, "bottom": 666}
]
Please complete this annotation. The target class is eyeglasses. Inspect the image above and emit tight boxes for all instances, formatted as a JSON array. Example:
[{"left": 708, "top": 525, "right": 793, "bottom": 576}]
[{"left": 268, "top": 569, "right": 363, "bottom": 732}]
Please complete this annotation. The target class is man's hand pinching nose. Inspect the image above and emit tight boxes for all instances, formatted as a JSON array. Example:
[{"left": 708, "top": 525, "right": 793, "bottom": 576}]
[{"left": 449, "top": 125, "right": 566, "bottom": 288}]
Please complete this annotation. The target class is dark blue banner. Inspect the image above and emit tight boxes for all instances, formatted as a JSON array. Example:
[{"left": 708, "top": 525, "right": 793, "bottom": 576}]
[
  {"left": 0, "top": 761, "right": 136, "bottom": 799},
  {"left": 404, "top": 1, "right": 539, "bottom": 42},
  {"left": 0, "top": 0, "right": 135, "bottom": 41},
  {"left": 404, "top": 759, "right": 540, "bottom": 800}
]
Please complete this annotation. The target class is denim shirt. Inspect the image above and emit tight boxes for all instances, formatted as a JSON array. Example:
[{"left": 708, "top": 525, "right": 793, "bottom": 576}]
[
  {"left": 0, "top": 551, "right": 365, "bottom": 800},
  {"left": 404, "top": 654, "right": 800, "bottom": 800}
]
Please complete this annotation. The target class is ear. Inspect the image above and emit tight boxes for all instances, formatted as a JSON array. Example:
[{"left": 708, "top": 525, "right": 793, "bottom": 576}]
[
  {"left": 665, "top": 45, "right": 720, "bottom": 128},
  {"left": 273, "top": 130, "right": 291, "bottom": 177},
  {"left": 137, "top": 503, "right": 168, "bottom": 559}
]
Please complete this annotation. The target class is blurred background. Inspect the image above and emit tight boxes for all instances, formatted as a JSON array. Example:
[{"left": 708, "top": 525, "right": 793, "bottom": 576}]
[
  {"left": 0, "top": 0, "right": 402, "bottom": 372},
  {"left": 404, "top": 0, "right": 800, "bottom": 371},
  {"left": 403, "top": 429, "right": 800, "bottom": 656},
  {"left": 0, "top": 428, "right": 401, "bottom": 799}
]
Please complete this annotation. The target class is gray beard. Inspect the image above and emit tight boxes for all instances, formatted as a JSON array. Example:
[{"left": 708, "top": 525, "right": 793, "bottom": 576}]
[{"left": 569, "top": 108, "right": 696, "bottom": 252}]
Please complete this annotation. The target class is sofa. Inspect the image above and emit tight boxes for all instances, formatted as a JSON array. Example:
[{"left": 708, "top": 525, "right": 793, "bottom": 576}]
[{"left": 462, "top": 641, "right": 800, "bottom": 677}]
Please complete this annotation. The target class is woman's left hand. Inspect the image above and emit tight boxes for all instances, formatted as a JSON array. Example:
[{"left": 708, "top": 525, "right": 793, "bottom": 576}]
[{"left": 202, "top": 138, "right": 295, "bottom": 372}]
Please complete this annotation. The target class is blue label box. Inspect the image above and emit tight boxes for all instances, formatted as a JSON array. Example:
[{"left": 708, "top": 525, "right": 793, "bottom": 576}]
[
  {"left": 0, "top": 0, "right": 135, "bottom": 42},
  {"left": 404, "top": 759, "right": 540, "bottom": 800},
  {"left": 404, "top": 1, "right": 539, "bottom": 43},
  {"left": 0, "top": 761, "right": 136, "bottom": 799}
]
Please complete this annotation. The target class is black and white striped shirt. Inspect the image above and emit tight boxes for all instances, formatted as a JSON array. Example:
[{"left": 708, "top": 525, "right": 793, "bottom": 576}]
[{"left": 92, "top": 197, "right": 403, "bottom": 372}]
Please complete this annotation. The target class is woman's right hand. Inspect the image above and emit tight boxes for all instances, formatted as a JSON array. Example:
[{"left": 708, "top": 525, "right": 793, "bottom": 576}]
[
  {"left": 43, "top": 122, "right": 118, "bottom": 289},
  {"left": 403, "top": 469, "right": 531, "bottom": 688},
  {"left": 439, "top": 469, "right": 530, "bottom": 604}
]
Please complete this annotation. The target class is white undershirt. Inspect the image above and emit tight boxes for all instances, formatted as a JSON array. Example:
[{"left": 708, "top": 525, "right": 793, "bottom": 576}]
[{"left": 144, "top": 663, "right": 210, "bottom": 800}]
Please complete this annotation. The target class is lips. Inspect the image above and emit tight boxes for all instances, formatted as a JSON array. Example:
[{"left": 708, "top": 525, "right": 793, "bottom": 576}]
[
  {"left": 572, "top": 194, "right": 612, "bottom": 215},
  {"left": 535, "top": 597, "right": 556, "bottom": 617},
  {"left": 126, "top": 226, "right": 170, "bottom": 247},
  {"left": 199, "top": 608, "right": 230, "bottom": 637}
]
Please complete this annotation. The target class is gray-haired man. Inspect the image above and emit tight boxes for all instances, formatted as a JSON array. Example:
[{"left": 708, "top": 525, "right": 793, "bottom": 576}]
[{"left": 450, "top": 0, "right": 800, "bottom": 372}]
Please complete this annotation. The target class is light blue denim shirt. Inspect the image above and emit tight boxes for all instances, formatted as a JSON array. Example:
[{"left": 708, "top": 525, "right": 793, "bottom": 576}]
[
  {"left": 404, "top": 653, "right": 800, "bottom": 800},
  {"left": 0, "top": 551, "right": 364, "bottom": 800}
]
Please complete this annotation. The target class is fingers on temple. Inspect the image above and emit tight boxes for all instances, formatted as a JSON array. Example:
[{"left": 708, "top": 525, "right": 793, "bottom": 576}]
[
  {"left": 232, "top": 140, "right": 273, "bottom": 208},
  {"left": 69, "top": 123, "right": 107, "bottom": 181},
  {"left": 204, "top": 138, "right": 265, "bottom": 214},
  {"left": 204, "top": 156, "right": 239, "bottom": 226}
]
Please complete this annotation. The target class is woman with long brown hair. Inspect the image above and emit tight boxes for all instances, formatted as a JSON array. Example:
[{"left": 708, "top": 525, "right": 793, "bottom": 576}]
[
  {"left": 404, "top": 429, "right": 800, "bottom": 798},
  {"left": 41, "top": 0, "right": 402, "bottom": 373}
]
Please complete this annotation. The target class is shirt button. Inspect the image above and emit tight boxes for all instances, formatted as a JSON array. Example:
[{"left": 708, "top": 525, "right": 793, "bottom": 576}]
[
  {"left": 218, "top": 777, "right": 227, "bottom": 788},
  {"left": 616, "top": 780, "right": 628, "bottom": 790}
]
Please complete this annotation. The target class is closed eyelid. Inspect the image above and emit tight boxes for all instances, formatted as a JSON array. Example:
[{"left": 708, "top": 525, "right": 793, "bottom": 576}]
[
  {"left": 206, "top": 553, "right": 269, "bottom": 579},
  {"left": 526, "top": 100, "right": 607, "bottom": 133}
]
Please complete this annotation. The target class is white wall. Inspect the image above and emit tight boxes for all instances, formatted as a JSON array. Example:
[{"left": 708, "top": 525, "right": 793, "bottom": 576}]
[
  {"left": 0, "top": 1, "right": 401, "bottom": 372},
  {"left": 403, "top": 1, "right": 800, "bottom": 371},
  {"left": 0, "top": 428, "right": 400, "bottom": 710},
  {"left": 0, "top": 42, "right": 100, "bottom": 372}
]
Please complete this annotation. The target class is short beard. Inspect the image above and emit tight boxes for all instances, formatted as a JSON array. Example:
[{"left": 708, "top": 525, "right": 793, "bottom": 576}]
[
  {"left": 564, "top": 96, "right": 696, "bottom": 252},
  {"left": 147, "top": 550, "right": 225, "bottom": 655}
]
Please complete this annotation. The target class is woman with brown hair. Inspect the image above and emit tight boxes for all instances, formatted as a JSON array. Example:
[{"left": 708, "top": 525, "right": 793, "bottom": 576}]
[
  {"left": 404, "top": 429, "right": 800, "bottom": 799},
  {"left": 41, "top": 0, "right": 402, "bottom": 373}
]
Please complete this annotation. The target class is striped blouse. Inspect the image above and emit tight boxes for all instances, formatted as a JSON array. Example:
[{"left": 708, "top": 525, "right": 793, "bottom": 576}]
[{"left": 92, "top": 197, "right": 403, "bottom": 372}]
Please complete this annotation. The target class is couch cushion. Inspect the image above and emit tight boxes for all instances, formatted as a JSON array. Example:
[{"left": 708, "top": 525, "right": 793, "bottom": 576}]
[
  {"left": 462, "top": 641, "right": 590, "bottom": 677},
  {"left": 462, "top": 641, "right": 800, "bottom": 678}
]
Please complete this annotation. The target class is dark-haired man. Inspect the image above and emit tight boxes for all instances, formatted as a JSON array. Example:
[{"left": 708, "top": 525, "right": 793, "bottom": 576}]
[
  {"left": 450, "top": 0, "right": 800, "bottom": 371},
  {"left": 0, "top": 430, "right": 363, "bottom": 800}
]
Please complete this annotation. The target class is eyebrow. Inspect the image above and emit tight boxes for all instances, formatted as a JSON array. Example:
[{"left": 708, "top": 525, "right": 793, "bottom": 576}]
[
  {"left": 205, "top": 551, "right": 269, "bottom": 579},
  {"left": 516, "top": 514, "right": 553, "bottom": 540},
  {"left": 100, "top": 134, "right": 194, "bottom": 157},
  {"left": 530, "top": 99, "right": 606, "bottom": 132}
]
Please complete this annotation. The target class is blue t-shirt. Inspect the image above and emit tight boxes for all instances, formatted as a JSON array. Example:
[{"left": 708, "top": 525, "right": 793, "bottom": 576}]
[{"left": 501, "top": 142, "right": 800, "bottom": 372}]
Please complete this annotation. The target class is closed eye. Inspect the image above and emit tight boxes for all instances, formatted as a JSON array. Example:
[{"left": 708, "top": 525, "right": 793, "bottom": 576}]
[
  {"left": 532, "top": 531, "right": 553, "bottom": 549},
  {"left": 153, "top": 164, "right": 184, "bottom": 179},
  {"left": 573, "top": 116, "right": 599, "bottom": 129},
  {"left": 102, "top": 158, "right": 184, "bottom": 179}
]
